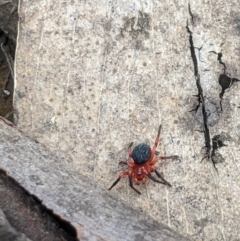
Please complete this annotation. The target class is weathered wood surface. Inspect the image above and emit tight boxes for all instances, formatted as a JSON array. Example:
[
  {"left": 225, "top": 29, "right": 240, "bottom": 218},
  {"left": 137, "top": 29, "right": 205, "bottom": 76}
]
[
  {"left": 0, "top": 119, "right": 191, "bottom": 241},
  {"left": 13, "top": 0, "right": 240, "bottom": 240}
]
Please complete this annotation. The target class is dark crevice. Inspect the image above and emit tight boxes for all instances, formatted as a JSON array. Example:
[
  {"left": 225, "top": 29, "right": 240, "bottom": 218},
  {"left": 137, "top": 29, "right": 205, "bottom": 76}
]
[
  {"left": 211, "top": 133, "right": 230, "bottom": 164},
  {"left": 0, "top": 30, "right": 14, "bottom": 81},
  {"left": 187, "top": 6, "right": 217, "bottom": 171},
  {"left": 209, "top": 50, "right": 240, "bottom": 110},
  {"left": 0, "top": 168, "right": 78, "bottom": 241},
  {"left": 188, "top": 3, "right": 194, "bottom": 25},
  {"left": 209, "top": 51, "right": 227, "bottom": 74},
  {"left": 0, "top": 2, "right": 16, "bottom": 122},
  {"left": 217, "top": 51, "right": 240, "bottom": 111},
  {"left": 219, "top": 74, "right": 240, "bottom": 110},
  {"left": 212, "top": 134, "right": 227, "bottom": 157},
  {"left": 217, "top": 52, "right": 226, "bottom": 73}
]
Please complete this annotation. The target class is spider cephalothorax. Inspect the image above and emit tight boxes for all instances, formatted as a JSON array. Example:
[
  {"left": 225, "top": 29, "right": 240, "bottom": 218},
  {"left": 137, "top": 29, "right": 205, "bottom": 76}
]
[{"left": 109, "top": 125, "right": 178, "bottom": 194}]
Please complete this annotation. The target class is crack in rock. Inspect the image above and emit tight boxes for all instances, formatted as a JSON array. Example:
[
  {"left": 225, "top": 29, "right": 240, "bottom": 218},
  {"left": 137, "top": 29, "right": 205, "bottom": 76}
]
[
  {"left": 187, "top": 5, "right": 217, "bottom": 171},
  {"left": 209, "top": 50, "right": 240, "bottom": 111},
  {"left": 219, "top": 74, "right": 240, "bottom": 111},
  {"left": 211, "top": 132, "right": 230, "bottom": 164}
]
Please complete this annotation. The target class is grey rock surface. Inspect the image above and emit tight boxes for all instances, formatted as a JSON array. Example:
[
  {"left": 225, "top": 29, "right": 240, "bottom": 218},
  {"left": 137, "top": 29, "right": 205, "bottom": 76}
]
[
  {"left": 0, "top": 209, "right": 31, "bottom": 241},
  {"left": 13, "top": 0, "right": 240, "bottom": 240},
  {"left": 0, "top": 118, "right": 191, "bottom": 241}
]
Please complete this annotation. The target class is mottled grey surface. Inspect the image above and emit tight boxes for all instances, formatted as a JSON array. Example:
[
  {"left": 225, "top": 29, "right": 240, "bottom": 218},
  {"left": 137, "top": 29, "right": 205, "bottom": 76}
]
[
  {"left": 0, "top": 119, "right": 191, "bottom": 241},
  {"left": 0, "top": 209, "right": 31, "bottom": 241},
  {"left": 13, "top": 0, "right": 240, "bottom": 240}
]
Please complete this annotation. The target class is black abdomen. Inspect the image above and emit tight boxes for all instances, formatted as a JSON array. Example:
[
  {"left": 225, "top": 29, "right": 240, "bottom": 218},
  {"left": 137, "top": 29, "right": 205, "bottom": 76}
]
[{"left": 131, "top": 143, "right": 151, "bottom": 164}]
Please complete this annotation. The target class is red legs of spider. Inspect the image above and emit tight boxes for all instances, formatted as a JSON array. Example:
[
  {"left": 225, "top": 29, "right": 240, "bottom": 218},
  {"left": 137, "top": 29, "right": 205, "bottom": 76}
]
[
  {"left": 109, "top": 125, "right": 179, "bottom": 194},
  {"left": 119, "top": 156, "right": 173, "bottom": 187}
]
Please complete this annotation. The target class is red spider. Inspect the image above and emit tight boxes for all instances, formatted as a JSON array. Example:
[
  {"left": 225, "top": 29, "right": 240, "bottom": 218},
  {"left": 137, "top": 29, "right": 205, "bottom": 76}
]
[{"left": 109, "top": 125, "right": 178, "bottom": 194}]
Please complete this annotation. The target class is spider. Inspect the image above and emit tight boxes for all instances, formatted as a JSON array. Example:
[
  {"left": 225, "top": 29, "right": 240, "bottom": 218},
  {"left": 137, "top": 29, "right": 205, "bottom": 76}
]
[{"left": 109, "top": 125, "right": 178, "bottom": 194}]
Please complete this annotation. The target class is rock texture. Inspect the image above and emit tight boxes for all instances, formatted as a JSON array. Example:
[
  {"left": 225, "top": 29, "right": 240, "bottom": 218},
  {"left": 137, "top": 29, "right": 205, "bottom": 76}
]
[
  {"left": 13, "top": 0, "right": 240, "bottom": 240},
  {"left": 0, "top": 118, "right": 191, "bottom": 241}
]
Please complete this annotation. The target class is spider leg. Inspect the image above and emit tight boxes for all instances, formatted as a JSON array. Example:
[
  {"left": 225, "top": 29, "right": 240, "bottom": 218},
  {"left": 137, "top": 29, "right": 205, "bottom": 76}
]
[
  {"left": 159, "top": 155, "right": 179, "bottom": 160},
  {"left": 108, "top": 171, "right": 129, "bottom": 190},
  {"left": 150, "top": 155, "right": 179, "bottom": 165},
  {"left": 129, "top": 176, "right": 141, "bottom": 195},
  {"left": 118, "top": 142, "right": 135, "bottom": 167},
  {"left": 142, "top": 176, "right": 147, "bottom": 184},
  {"left": 128, "top": 142, "right": 133, "bottom": 156},
  {"left": 118, "top": 142, "right": 134, "bottom": 166},
  {"left": 155, "top": 170, "right": 172, "bottom": 187},
  {"left": 119, "top": 161, "right": 128, "bottom": 165},
  {"left": 147, "top": 173, "right": 166, "bottom": 185},
  {"left": 119, "top": 161, "right": 134, "bottom": 169},
  {"left": 149, "top": 157, "right": 160, "bottom": 165},
  {"left": 149, "top": 125, "right": 162, "bottom": 161}
]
